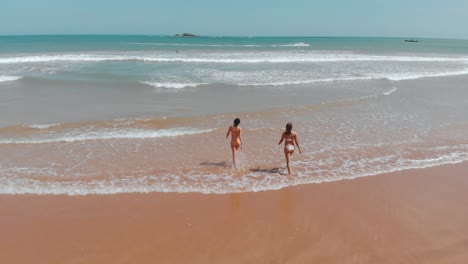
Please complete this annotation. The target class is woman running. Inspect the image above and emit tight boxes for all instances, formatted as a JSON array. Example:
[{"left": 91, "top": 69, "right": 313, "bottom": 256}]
[
  {"left": 278, "top": 122, "right": 301, "bottom": 175},
  {"left": 226, "top": 118, "right": 243, "bottom": 167}
]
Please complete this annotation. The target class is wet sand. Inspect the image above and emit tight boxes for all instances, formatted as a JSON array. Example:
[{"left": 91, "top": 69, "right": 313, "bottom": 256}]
[{"left": 1, "top": 162, "right": 468, "bottom": 264}]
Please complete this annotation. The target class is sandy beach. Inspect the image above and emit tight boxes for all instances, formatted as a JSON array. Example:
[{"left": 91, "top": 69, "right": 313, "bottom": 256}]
[{"left": 1, "top": 162, "right": 467, "bottom": 264}]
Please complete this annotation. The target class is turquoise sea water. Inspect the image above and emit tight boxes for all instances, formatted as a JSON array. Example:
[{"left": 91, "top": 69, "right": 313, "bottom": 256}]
[
  {"left": 1, "top": 35, "right": 468, "bottom": 90},
  {"left": 1, "top": 35, "right": 468, "bottom": 54}
]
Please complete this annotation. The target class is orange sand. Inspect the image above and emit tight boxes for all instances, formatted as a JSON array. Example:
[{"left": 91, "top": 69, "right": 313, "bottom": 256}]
[{"left": 1, "top": 163, "right": 468, "bottom": 264}]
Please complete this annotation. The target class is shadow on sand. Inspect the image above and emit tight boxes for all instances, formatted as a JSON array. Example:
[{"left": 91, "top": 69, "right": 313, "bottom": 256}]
[
  {"left": 200, "top": 161, "right": 229, "bottom": 168},
  {"left": 250, "top": 167, "right": 281, "bottom": 174},
  {"left": 200, "top": 162, "right": 286, "bottom": 175}
]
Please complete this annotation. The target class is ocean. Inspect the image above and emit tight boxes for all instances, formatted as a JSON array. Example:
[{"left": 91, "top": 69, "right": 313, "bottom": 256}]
[{"left": 1, "top": 35, "right": 468, "bottom": 194}]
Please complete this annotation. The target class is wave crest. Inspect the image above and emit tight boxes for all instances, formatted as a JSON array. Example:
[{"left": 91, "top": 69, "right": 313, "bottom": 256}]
[
  {"left": 1, "top": 53, "right": 467, "bottom": 64},
  {"left": 0, "top": 127, "right": 215, "bottom": 144},
  {"left": 0, "top": 76, "right": 22, "bottom": 83},
  {"left": 141, "top": 81, "right": 206, "bottom": 89}
]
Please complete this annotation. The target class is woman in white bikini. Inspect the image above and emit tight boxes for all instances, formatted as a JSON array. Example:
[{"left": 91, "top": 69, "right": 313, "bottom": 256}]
[
  {"left": 278, "top": 122, "right": 301, "bottom": 176},
  {"left": 226, "top": 118, "right": 243, "bottom": 167}
]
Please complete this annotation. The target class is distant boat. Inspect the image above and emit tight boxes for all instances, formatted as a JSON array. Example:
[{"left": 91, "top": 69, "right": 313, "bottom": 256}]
[{"left": 404, "top": 39, "right": 419, "bottom": 43}]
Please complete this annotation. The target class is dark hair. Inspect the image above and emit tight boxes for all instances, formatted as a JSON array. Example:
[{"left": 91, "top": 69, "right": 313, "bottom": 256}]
[
  {"left": 286, "top": 122, "right": 293, "bottom": 135},
  {"left": 233, "top": 118, "right": 240, "bottom": 127}
]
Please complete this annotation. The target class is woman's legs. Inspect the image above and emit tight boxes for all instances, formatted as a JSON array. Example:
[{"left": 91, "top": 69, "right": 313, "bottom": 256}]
[
  {"left": 231, "top": 141, "right": 241, "bottom": 167},
  {"left": 284, "top": 149, "right": 294, "bottom": 175},
  {"left": 231, "top": 145, "right": 237, "bottom": 167}
]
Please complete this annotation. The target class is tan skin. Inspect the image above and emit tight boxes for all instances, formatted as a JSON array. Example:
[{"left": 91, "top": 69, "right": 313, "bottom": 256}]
[
  {"left": 226, "top": 125, "right": 243, "bottom": 167},
  {"left": 278, "top": 131, "right": 301, "bottom": 176}
]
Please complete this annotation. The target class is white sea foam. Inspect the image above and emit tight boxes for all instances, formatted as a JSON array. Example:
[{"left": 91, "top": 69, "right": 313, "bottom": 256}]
[
  {"left": 27, "top": 123, "right": 61, "bottom": 129},
  {"left": 279, "top": 42, "right": 310, "bottom": 47},
  {"left": 382, "top": 87, "right": 398, "bottom": 96},
  {"left": 141, "top": 81, "right": 207, "bottom": 89},
  {"left": 0, "top": 75, "right": 22, "bottom": 82},
  {"left": 1, "top": 53, "right": 467, "bottom": 64},
  {"left": 2, "top": 148, "right": 468, "bottom": 195},
  {"left": 382, "top": 68, "right": 468, "bottom": 81},
  {"left": 242, "top": 77, "right": 374, "bottom": 86},
  {"left": 0, "top": 127, "right": 215, "bottom": 144},
  {"left": 127, "top": 42, "right": 310, "bottom": 47},
  {"left": 140, "top": 77, "right": 374, "bottom": 89},
  {"left": 141, "top": 68, "right": 468, "bottom": 89}
]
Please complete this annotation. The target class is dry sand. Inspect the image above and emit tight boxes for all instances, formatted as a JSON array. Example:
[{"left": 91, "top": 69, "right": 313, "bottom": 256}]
[{"left": 1, "top": 162, "right": 468, "bottom": 264}]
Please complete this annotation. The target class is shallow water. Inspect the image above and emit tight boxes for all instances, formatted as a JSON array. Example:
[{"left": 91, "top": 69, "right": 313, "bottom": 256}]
[{"left": 1, "top": 36, "right": 468, "bottom": 194}]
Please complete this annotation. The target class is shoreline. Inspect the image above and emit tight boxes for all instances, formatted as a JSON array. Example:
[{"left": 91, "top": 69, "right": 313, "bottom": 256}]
[{"left": 2, "top": 162, "right": 468, "bottom": 263}]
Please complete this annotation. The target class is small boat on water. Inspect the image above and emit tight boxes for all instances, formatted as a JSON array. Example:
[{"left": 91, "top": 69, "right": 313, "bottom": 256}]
[{"left": 404, "top": 39, "right": 419, "bottom": 43}]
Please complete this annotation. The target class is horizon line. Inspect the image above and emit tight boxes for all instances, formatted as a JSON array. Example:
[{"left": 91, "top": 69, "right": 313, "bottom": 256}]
[{"left": 0, "top": 34, "right": 467, "bottom": 41}]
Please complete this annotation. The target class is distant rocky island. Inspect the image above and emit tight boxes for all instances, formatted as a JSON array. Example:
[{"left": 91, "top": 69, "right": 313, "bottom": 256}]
[{"left": 173, "top": 33, "right": 199, "bottom": 37}]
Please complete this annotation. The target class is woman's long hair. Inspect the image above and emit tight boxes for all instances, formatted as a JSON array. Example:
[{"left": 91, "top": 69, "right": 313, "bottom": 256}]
[
  {"left": 234, "top": 118, "right": 240, "bottom": 127},
  {"left": 286, "top": 122, "right": 292, "bottom": 135}
]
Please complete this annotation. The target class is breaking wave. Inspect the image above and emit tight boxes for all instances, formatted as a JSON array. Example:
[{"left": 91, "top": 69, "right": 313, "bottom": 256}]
[
  {"left": 1, "top": 53, "right": 467, "bottom": 64},
  {"left": 0, "top": 75, "right": 22, "bottom": 83},
  {"left": 0, "top": 127, "right": 215, "bottom": 144}
]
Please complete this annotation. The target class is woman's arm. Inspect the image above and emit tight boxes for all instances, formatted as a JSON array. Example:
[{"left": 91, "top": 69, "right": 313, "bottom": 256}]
[
  {"left": 226, "top": 126, "right": 231, "bottom": 138},
  {"left": 278, "top": 133, "right": 284, "bottom": 145},
  {"left": 294, "top": 133, "right": 302, "bottom": 153},
  {"left": 239, "top": 127, "right": 243, "bottom": 149}
]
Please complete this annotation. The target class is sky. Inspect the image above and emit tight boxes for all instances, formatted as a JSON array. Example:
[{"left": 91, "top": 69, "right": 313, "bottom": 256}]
[{"left": 1, "top": 0, "right": 467, "bottom": 39}]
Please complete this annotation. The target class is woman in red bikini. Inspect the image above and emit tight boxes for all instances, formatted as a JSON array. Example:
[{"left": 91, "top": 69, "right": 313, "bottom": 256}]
[
  {"left": 278, "top": 122, "right": 301, "bottom": 176},
  {"left": 226, "top": 118, "right": 243, "bottom": 167}
]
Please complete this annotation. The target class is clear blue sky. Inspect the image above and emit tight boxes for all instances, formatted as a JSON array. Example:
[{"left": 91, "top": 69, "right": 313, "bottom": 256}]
[{"left": 1, "top": 0, "right": 467, "bottom": 38}]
